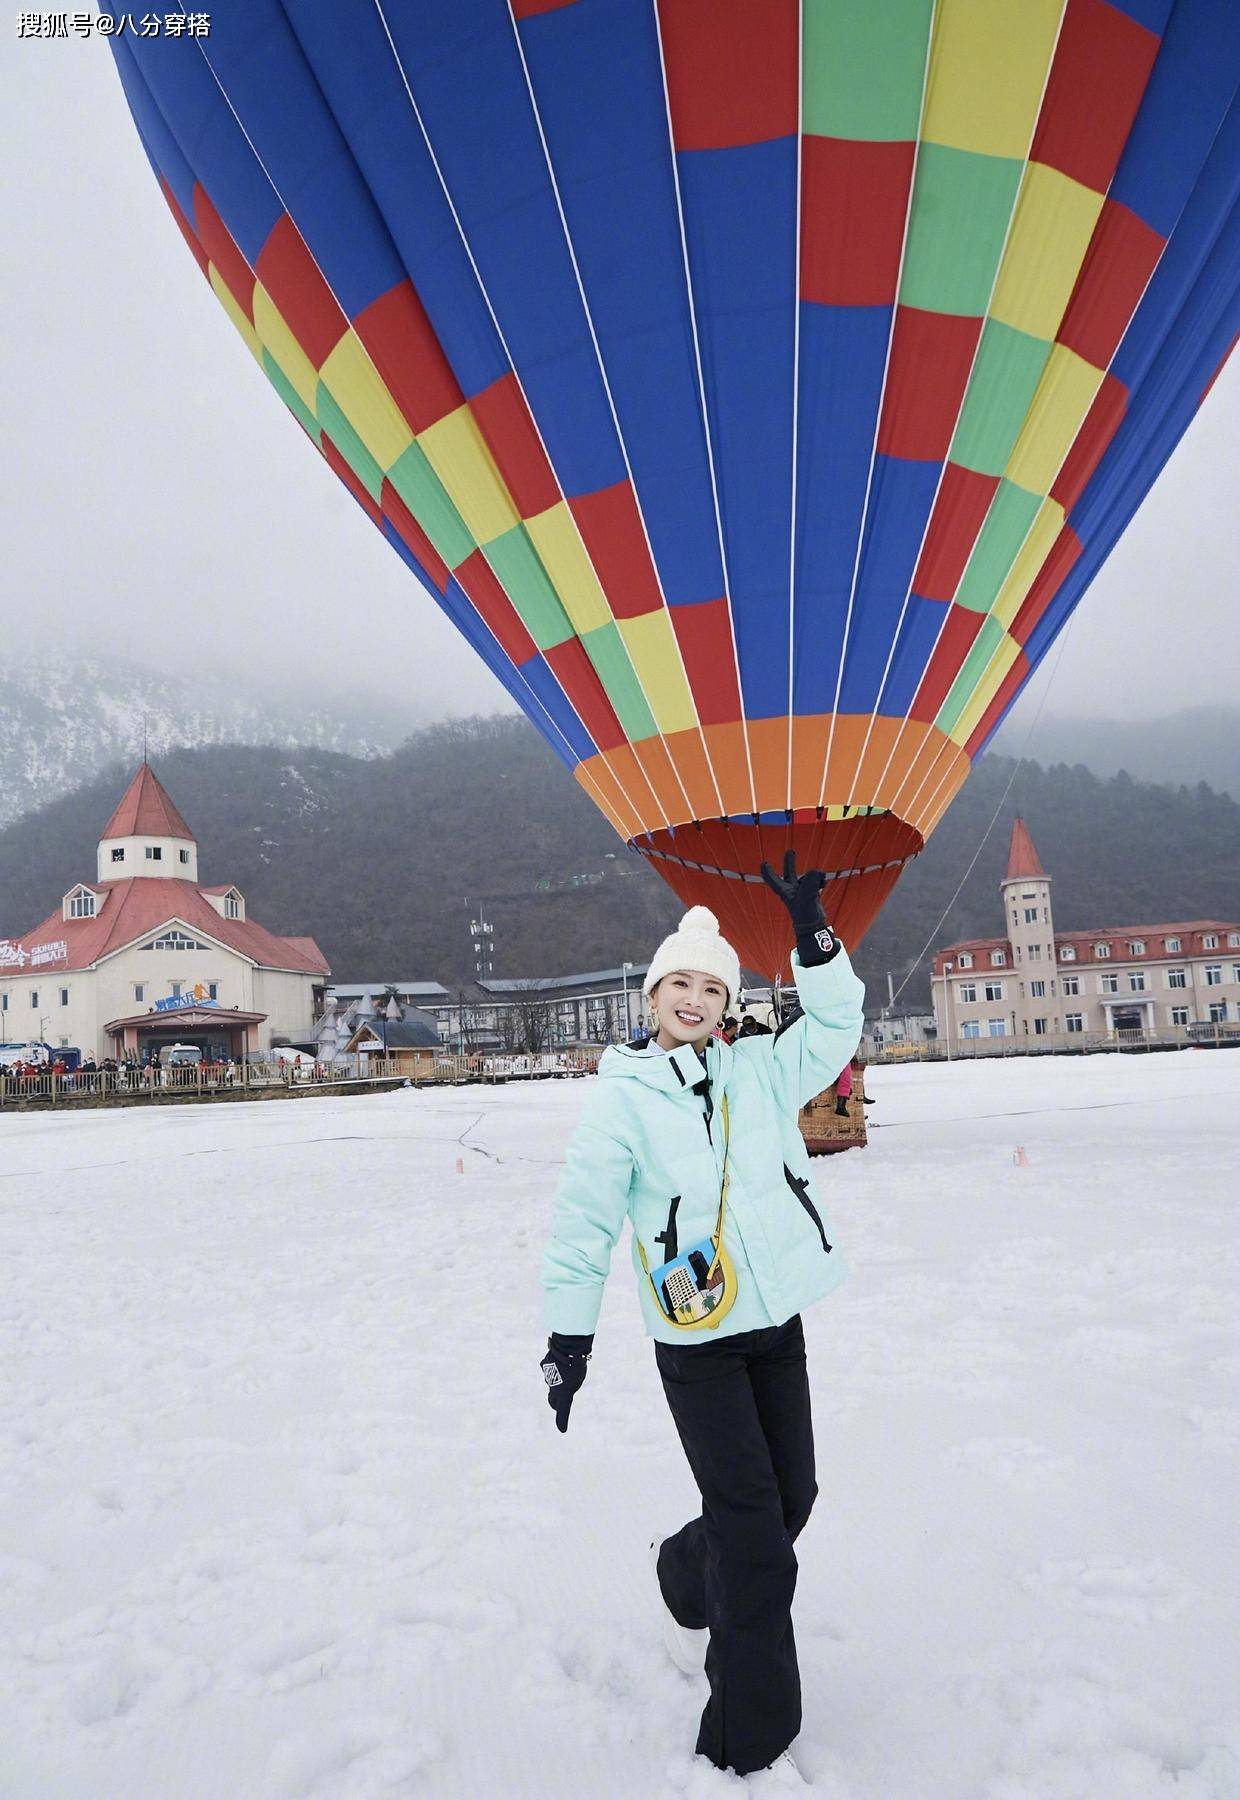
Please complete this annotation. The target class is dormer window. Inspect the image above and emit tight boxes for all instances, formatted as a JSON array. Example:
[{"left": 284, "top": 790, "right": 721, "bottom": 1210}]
[
  {"left": 1165, "top": 937, "right": 1181, "bottom": 953},
  {"left": 1095, "top": 943, "right": 1111, "bottom": 958},
  {"left": 1203, "top": 933, "right": 1218, "bottom": 949},
  {"left": 1059, "top": 945, "right": 1076, "bottom": 961},
  {"left": 111, "top": 847, "right": 124, "bottom": 863},
  {"left": 66, "top": 888, "right": 96, "bottom": 919},
  {"left": 225, "top": 893, "right": 241, "bottom": 920},
  {"left": 990, "top": 950, "right": 1006, "bottom": 967},
  {"left": 958, "top": 953, "right": 973, "bottom": 969},
  {"left": 1129, "top": 940, "right": 1145, "bottom": 956}
]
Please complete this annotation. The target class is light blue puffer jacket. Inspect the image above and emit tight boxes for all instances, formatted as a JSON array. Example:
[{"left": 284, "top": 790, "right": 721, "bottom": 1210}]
[{"left": 541, "top": 948, "right": 866, "bottom": 1344}]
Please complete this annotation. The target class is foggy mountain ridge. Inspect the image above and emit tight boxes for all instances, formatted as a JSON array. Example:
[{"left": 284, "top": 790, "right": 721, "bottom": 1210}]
[
  {"left": 993, "top": 703, "right": 1239, "bottom": 801},
  {"left": 0, "top": 652, "right": 422, "bottom": 828},
  {"left": 4, "top": 653, "right": 1235, "bottom": 837},
  {"left": 1, "top": 718, "right": 1236, "bottom": 1009}
]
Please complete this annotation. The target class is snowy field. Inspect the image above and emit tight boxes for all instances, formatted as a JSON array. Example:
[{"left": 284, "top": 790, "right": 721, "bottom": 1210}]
[{"left": 2, "top": 1052, "right": 1238, "bottom": 1800}]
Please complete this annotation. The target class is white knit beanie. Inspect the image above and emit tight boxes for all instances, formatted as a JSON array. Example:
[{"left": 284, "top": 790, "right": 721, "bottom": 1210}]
[{"left": 643, "top": 905, "right": 741, "bottom": 1008}]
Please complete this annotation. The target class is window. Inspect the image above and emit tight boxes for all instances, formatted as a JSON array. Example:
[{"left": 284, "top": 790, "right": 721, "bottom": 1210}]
[
  {"left": 1233, "top": 965, "right": 1240, "bottom": 985},
  {"left": 1129, "top": 973, "right": 1146, "bottom": 992},
  {"left": 145, "top": 846, "right": 162, "bottom": 861},
  {"left": 59, "top": 988, "right": 69, "bottom": 1006},
  {"left": 1015, "top": 946, "right": 1022, "bottom": 963},
  {"left": 1023, "top": 907, "right": 1038, "bottom": 924},
  {"left": 207, "top": 982, "right": 218, "bottom": 1001},
  {"left": 1021, "top": 890, "right": 1037, "bottom": 901},
  {"left": 1028, "top": 944, "right": 1042, "bottom": 961},
  {"left": 0, "top": 994, "right": 6, "bottom": 1012},
  {"left": 111, "top": 847, "right": 124, "bottom": 863},
  {"left": 224, "top": 893, "right": 241, "bottom": 920},
  {"left": 1203, "top": 934, "right": 1218, "bottom": 949},
  {"left": 134, "top": 984, "right": 145, "bottom": 1003},
  {"left": 1170, "top": 1007, "right": 1189, "bottom": 1027},
  {"left": 145, "top": 931, "right": 203, "bottom": 952},
  {"left": 1011, "top": 911, "right": 1019, "bottom": 927},
  {"left": 956, "top": 982, "right": 976, "bottom": 1003},
  {"left": 30, "top": 990, "right": 39, "bottom": 1007},
  {"left": 1229, "top": 933, "right": 1240, "bottom": 949},
  {"left": 1062, "top": 975, "right": 1080, "bottom": 996},
  {"left": 958, "top": 952, "right": 973, "bottom": 969},
  {"left": 1208, "top": 1001, "right": 1228, "bottom": 1024},
  {"left": 179, "top": 849, "right": 190, "bottom": 865},
  {"left": 1165, "top": 936, "right": 1180, "bottom": 953},
  {"left": 1030, "top": 980, "right": 1046, "bottom": 998},
  {"left": 987, "top": 1019, "right": 1006, "bottom": 1037},
  {"left": 984, "top": 981, "right": 1004, "bottom": 1002},
  {"left": 1129, "top": 940, "right": 1145, "bottom": 956},
  {"left": 68, "top": 890, "right": 95, "bottom": 918},
  {"left": 1167, "top": 969, "right": 1186, "bottom": 989},
  {"left": 1100, "top": 973, "right": 1119, "bottom": 994},
  {"left": 991, "top": 950, "right": 1006, "bottom": 966},
  {"left": 961, "top": 1020, "right": 981, "bottom": 1039},
  {"left": 1204, "top": 965, "right": 1222, "bottom": 987},
  {"left": 1033, "top": 1018, "right": 1048, "bottom": 1036},
  {"left": 1059, "top": 944, "right": 1076, "bottom": 961},
  {"left": 1043, "top": 907, "right": 1050, "bottom": 923},
  {"left": 1065, "top": 1013, "right": 1084, "bottom": 1033},
  {"left": 1095, "top": 943, "right": 1111, "bottom": 958},
  {"left": 171, "top": 982, "right": 183, "bottom": 1000}
]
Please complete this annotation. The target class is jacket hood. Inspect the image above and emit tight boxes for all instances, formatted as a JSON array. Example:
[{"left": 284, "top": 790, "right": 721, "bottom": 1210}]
[{"left": 597, "top": 1036, "right": 733, "bottom": 1093}]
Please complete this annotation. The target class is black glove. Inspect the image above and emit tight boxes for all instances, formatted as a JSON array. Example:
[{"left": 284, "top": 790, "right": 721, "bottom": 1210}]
[
  {"left": 760, "top": 850, "right": 841, "bottom": 967},
  {"left": 540, "top": 1332, "right": 592, "bottom": 1433}
]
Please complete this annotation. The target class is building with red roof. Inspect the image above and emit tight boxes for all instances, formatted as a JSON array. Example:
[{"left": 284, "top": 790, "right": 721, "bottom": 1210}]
[
  {"left": 0, "top": 764, "right": 329, "bottom": 1062},
  {"left": 930, "top": 819, "right": 1240, "bottom": 1045}
]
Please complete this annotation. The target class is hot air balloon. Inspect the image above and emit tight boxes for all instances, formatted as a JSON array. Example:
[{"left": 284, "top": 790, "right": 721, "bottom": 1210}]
[{"left": 104, "top": 0, "right": 1239, "bottom": 975}]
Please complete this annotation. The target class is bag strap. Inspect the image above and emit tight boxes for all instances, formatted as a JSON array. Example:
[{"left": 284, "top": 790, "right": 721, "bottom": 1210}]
[{"left": 638, "top": 1089, "right": 733, "bottom": 1280}]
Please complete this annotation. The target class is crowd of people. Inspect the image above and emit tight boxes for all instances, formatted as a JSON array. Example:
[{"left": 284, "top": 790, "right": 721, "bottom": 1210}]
[{"left": 0, "top": 1053, "right": 245, "bottom": 1092}]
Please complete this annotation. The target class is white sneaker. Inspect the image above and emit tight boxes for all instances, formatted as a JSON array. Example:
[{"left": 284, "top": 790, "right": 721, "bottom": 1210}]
[
  {"left": 649, "top": 1539, "right": 707, "bottom": 1675},
  {"left": 755, "top": 1748, "right": 809, "bottom": 1788}
]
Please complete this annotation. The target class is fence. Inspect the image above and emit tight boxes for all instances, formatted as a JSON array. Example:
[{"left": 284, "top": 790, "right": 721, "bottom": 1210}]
[
  {"left": 0, "top": 1048, "right": 603, "bottom": 1109},
  {"left": 865, "top": 1021, "right": 1240, "bottom": 1064}
]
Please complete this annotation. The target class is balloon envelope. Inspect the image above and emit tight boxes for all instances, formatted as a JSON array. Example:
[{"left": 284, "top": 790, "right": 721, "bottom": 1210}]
[{"left": 105, "top": 0, "right": 1240, "bottom": 974}]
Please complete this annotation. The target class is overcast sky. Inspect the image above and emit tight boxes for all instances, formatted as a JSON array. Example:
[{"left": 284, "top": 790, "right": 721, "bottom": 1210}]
[{"left": 4, "top": 31, "right": 1237, "bottom": 734}]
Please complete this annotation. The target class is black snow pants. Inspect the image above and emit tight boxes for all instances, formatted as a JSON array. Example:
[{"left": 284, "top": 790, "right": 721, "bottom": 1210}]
[{"left": 654, "top": 1314, "right": 817, "bottom": 1776}]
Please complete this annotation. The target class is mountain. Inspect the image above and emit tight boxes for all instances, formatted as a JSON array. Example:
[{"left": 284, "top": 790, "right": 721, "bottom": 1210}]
[
  {"left": 0, "top": 653, "right": 419, "bottom": 828},
  {"left": 992, "top": 705, "right": 1240, "bottom": 801},
  {"left": 2, "top": 718, "right": 1236, "bottom": 1010}
]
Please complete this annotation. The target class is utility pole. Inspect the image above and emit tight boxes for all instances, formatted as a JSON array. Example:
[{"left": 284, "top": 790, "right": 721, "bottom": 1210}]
[{"left": 939, "top": 963, "right": 954, "bottom": 1061}]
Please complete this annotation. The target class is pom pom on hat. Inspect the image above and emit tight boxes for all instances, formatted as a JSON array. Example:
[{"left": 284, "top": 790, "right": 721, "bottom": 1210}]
[
  {"left": 643, "top": 903, "right": 741, "bottom": 1006},
  {"left": 679, "top": 905, "right": 720, "bottom": 934}
]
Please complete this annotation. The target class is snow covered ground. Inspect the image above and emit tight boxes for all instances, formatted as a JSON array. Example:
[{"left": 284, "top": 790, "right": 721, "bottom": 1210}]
[{"left": 2, "top": 1051, "right": 1238, "bottom": 1799}]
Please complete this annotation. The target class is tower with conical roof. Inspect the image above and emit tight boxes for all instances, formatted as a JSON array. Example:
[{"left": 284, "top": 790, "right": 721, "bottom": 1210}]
[
  {"left": 96, "top": 763, "right": 199, "bottom": 884},
  {"left": 1002, "top": 817, "right": 1057, "bottom": 1037}
]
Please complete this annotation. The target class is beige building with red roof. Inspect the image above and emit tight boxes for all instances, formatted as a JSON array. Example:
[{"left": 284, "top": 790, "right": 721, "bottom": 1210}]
[
  {"left": 0, "top": 764, "right": 329, "bottom": 1061},
  {"left": 931, "top": 818, "right": 1240, "bottom": 1045}
]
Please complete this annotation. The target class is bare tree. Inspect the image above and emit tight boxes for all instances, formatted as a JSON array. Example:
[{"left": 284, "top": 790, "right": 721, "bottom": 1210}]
[
  {"left": 456, "top": 988, "right": 485, "bottom": 1053},
  {"left": 505, "top": 979, "right": 553, "bottom": 1052}
]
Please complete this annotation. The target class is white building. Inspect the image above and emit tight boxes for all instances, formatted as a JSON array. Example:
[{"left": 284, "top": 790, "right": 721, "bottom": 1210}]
[
  {"left": 932, "top": 818, "right": 1240, "bottom": 1044},
  {"left": 0, "top": 763, "right": 329, "bottom": 1061}
]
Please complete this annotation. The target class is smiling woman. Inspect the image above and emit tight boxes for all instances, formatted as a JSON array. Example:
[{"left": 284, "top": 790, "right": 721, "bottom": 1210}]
[
  {"left": 649, "top": 970, "right": 728, "bottom": 1053},
  {"left": 540, "top": 855, "right": 866, "bottom": 1776}
]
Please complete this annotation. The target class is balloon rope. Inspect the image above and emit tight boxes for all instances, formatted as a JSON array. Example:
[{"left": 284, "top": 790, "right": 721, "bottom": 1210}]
[{"left": 885, "top": 610, "right": 1078, "bottom": 1013}]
